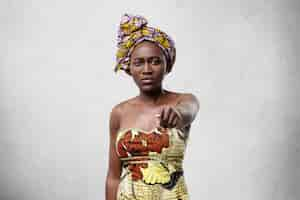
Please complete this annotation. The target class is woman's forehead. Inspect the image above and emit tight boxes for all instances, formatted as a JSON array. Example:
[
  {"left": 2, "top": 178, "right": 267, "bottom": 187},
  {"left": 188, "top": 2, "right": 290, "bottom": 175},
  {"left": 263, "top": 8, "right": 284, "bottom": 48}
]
[{"left": 131, "top": 41, "right": 164, "bottom": 58}]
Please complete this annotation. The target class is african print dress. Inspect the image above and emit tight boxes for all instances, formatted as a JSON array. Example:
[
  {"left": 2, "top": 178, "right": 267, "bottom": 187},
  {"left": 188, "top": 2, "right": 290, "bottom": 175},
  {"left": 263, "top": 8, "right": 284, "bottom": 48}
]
[{"left": 115, "top": 126, "right": 189, "bottom": 200}]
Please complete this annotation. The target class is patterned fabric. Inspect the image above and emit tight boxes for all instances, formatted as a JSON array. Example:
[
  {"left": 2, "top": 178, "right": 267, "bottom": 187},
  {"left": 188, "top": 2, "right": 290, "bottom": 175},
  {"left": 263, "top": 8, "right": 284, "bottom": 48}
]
[
  {"left": 115, "top": 126, "right": 189, "bottom": 200},
  {"left": 114, "top": 13, "right": 176, "bottom": 74}
]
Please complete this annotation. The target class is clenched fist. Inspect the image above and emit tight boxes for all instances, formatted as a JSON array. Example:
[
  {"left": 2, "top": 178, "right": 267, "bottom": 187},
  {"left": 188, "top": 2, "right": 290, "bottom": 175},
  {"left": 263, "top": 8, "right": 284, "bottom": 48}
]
[{"left": 155, "top": 105, "right": 183, "bottom": 129}]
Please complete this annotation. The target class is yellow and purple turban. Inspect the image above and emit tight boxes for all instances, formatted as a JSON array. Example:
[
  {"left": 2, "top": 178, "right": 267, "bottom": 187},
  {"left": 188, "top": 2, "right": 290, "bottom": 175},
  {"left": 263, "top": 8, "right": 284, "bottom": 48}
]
[{"left": 114, "top": 13, "right": 176, "bottom": 74}]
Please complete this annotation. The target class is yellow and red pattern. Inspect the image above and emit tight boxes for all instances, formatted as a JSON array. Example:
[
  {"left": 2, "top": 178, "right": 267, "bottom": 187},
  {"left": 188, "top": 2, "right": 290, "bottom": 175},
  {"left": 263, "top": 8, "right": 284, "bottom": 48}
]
[{"left": 115, "top": 127, "right": 189, "bottom": 200}]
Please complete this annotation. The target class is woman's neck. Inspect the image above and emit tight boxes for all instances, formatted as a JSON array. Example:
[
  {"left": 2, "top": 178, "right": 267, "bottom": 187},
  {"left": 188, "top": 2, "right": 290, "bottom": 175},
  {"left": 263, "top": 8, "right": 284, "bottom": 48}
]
[{"left": 138, "top": 87, "right": 167, "bottom": 106}]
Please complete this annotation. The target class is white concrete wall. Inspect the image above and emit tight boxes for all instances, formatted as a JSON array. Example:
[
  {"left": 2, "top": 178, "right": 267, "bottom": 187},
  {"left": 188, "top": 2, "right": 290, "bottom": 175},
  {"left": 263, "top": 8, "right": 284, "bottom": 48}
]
[{"left": 0, "top": 0, "right": 299, "bottom": 199}]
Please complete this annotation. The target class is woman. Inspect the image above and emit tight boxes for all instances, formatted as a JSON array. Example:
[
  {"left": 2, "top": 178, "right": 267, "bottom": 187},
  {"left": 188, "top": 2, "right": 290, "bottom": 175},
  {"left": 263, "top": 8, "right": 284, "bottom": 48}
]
[{"left": 106, "top": 14, "right": 200, "bottom": 200}]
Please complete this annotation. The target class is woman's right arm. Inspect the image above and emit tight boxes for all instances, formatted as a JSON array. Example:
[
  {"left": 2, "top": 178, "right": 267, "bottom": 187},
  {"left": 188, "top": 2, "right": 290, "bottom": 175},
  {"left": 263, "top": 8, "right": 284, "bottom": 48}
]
[{"left": 105, "top": 105, "right": 122, "bottom": 200}]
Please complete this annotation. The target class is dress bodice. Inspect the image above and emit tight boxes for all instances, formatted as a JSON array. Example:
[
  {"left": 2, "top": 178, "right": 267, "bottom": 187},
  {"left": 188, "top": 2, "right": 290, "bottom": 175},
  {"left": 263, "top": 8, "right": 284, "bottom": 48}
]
[{"left": 115, "top": 126, "right": 189, "bottom": 200}]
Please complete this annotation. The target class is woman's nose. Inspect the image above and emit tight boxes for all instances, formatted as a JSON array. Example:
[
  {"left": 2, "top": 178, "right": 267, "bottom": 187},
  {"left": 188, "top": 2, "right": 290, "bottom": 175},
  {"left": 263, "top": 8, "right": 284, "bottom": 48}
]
[{"left": 143, "top": 61, "right": 153, "bottom": 73}]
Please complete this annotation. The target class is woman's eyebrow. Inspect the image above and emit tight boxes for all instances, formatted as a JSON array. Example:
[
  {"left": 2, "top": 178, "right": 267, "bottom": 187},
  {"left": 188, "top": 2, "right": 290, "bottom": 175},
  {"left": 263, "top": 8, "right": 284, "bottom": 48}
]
[
  {"left": 132, "top": 57, "right": 144, "bottom": 61},
  {"left": 149, "top": 56, "right": 161, "bottom": 59},
  {"left": 141, "top": 56, "right": 161, "bottom": 59}
]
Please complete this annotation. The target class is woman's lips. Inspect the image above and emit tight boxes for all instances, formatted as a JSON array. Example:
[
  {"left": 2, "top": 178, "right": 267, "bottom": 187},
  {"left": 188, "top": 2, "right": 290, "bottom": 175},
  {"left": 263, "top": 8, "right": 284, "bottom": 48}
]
[{"left": 141, "top": 79, "right": 154, "bottom": 84}]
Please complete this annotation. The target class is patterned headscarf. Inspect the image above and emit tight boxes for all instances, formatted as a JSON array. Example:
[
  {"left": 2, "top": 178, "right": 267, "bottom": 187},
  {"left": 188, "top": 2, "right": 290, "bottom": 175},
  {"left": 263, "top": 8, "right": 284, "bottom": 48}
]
[{"left": 114, "top": 13, "right": 176, "bottom": 74}]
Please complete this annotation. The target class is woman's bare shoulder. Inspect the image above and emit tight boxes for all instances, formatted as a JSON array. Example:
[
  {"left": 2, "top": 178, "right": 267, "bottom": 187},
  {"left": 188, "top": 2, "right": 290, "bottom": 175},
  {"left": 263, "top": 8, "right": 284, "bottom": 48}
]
[
  {"left": 109, "top": 99, "right": 135, "bottom": 133},
  {"left": 111, "top": 96, "right": 139, "bottom": 114},
  {"left": 170, "top": 90, "right": 197, "bottom": 96},
  {"left": 166, "top": 90, "right": 199, "bottom": 110},
  {"left": 165, "top": 90, "right": 197, "bottom": 101}
]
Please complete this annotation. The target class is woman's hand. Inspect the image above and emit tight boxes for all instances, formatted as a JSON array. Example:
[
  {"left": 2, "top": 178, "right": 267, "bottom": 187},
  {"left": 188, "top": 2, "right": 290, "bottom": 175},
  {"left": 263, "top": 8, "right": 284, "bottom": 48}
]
[
  {"left": 156, "top": 105, "right": 183, "bottom": 129},
  {"left": 155, "top": 93, "right": 200, "bottom": 130}
]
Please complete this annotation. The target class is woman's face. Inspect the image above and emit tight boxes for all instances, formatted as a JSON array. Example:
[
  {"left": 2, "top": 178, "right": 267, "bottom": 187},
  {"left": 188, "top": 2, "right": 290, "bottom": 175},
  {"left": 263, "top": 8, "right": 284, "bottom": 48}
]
[{"left": 129, "top": 41, "right": 167, "bottom": 92}]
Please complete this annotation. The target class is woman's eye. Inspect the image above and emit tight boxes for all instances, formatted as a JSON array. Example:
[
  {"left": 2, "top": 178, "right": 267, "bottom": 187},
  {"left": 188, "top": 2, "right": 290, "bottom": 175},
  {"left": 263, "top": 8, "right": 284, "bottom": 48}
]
[
  {"left": 133, "top": 62, "right": 142, "bottom": 66},
  {"left": 151, "top": 59, "right": 161, "bottom": 65},
  {"left": 132, "top": 58, "right": 145, "bottom": 67}
]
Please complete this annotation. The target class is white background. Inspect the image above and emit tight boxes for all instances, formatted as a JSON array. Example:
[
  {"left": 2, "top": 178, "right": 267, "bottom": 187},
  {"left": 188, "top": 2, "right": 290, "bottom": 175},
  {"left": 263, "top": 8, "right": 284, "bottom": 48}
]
[{"left": 1, "top": 0, "right": 299, "bottom": 199}]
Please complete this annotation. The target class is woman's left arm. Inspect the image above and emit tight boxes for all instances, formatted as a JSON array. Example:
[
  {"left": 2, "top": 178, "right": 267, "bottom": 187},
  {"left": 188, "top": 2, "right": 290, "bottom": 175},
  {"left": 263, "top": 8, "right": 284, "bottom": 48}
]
[{"left": 174, "top": 93, "right": 200, "bottom": 129}]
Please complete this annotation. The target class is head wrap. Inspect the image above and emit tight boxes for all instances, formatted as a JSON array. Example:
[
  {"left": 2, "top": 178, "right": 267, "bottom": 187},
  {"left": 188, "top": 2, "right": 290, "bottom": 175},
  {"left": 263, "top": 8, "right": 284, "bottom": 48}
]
[{"left": 114, "top": 13, "right": 176, "bottom": 74}]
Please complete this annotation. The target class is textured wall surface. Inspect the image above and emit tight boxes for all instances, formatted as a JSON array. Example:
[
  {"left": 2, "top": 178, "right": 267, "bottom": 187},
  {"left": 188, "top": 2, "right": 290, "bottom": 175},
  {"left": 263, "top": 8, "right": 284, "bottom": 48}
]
[{"left": 0, "top": 0, "right": 299, "bottom": 199}]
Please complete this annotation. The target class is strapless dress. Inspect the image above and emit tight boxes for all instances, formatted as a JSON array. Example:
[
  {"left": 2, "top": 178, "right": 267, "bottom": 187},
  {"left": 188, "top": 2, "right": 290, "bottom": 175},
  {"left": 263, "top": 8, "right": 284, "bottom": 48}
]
[{"left": 115, "top": 126, "right": 190, "bottom": 200}]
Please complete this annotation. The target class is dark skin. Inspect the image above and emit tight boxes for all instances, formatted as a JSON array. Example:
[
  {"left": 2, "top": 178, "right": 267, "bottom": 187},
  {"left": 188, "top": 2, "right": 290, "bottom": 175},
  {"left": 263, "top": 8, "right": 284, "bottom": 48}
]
[{"left": 105, "top": 41, "right": 200, "bottom": 200}]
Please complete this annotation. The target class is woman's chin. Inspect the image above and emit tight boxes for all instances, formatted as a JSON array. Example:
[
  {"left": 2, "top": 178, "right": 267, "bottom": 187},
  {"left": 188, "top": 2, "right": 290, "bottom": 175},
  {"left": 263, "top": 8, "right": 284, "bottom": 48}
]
[{"left": 140, "top": 84, "right": 157, "bottom": 92}]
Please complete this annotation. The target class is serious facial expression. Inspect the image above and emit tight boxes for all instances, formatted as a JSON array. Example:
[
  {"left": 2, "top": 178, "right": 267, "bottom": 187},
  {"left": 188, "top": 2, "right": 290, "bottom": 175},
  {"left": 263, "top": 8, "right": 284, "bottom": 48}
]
[{"left": 129, "top": 41, "right": 167, "bottom": 92}]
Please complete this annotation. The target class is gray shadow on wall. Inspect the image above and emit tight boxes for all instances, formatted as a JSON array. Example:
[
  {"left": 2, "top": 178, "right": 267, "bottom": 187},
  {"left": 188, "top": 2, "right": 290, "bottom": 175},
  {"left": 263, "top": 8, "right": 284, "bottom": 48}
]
[{"left": 278, "top": 1, "right": 300, "bottom": 200}]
